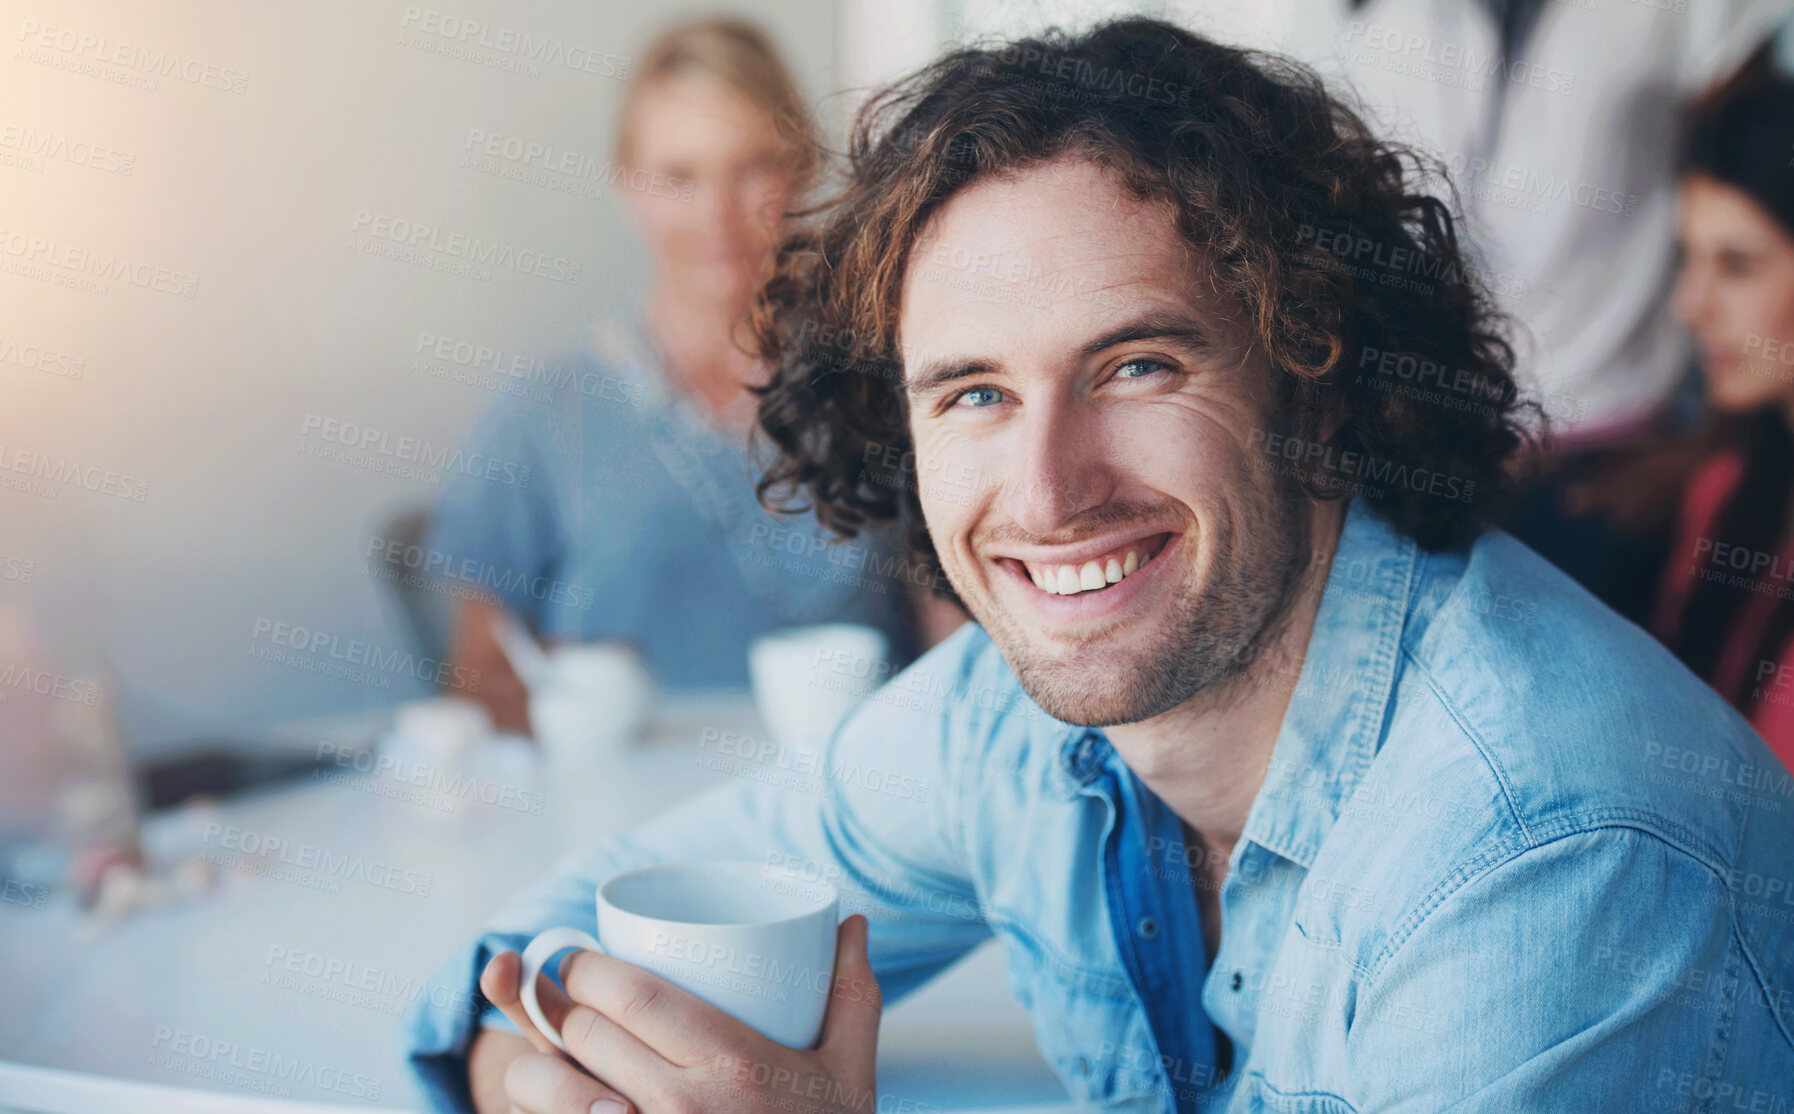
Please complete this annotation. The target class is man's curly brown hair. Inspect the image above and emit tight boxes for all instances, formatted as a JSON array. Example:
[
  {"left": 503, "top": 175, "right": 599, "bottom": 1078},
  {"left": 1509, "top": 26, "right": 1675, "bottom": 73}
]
[{"left": 750, "top": 17, "right": 1530, "bottom": 593}]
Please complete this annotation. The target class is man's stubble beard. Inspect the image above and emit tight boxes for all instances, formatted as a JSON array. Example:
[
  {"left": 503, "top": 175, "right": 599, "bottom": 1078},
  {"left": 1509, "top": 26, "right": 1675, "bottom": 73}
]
[{"left": 955, "top": 474, "right": 1317, "bottom": 728}]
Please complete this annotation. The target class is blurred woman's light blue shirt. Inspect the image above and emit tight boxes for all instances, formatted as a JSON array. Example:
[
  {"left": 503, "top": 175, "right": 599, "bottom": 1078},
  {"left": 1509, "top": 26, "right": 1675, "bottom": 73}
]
[{"left": 424, "top": 313, "right": 911, "bottom": 689}]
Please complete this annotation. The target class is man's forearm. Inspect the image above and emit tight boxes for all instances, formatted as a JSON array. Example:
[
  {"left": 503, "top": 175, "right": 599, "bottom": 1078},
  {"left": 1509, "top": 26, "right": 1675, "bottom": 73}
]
[{"left": 468, "top": 1026, "right": 533, "bottom": 1114}]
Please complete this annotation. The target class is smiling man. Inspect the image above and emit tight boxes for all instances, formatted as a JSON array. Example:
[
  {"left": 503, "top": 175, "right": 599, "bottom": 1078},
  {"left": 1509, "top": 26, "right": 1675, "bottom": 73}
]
[{"left": 404, "top": 18, "right": 1794, "bottom": 1114}]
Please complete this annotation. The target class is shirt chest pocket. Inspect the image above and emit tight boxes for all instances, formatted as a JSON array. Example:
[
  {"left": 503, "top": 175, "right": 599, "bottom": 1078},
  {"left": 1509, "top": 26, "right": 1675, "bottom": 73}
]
[
  {"left": 1230, "top": 1073, "right": 1358, "bottom": 1114},
  {"left": 1228, "top": 921, "right": 1358, "bottom": 1109},
  {"left": 992, "top": 918, "right": 1170, "bottom": 1109}
]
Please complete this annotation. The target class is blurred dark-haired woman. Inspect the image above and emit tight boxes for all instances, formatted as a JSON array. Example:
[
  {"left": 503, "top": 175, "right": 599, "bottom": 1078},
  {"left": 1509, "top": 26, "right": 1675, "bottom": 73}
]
[{"left": 1654, "top": 53, "right": 1794, "bottom": 772}]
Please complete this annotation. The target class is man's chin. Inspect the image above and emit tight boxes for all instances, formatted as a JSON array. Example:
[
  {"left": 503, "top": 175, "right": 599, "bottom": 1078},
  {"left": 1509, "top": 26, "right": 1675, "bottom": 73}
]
[{"left": 1004, "top": 645, "right": 1181, "bottom": 728}]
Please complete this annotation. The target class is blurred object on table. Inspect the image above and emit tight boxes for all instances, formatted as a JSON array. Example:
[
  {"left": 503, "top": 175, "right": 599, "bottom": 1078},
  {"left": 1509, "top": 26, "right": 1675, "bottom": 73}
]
[
  {"left": 0, "top": 605, "right": 143, "bottom": 910},
  {"left": 135, "top": 746, "right": 336, "bottom": 811}
]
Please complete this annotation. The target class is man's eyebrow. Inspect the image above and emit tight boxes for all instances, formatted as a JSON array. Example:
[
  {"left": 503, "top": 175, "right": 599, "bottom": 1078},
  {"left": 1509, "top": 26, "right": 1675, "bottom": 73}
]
[
  {"left": 902, "top": 312, "right": 1219, "bottom": 397},
  {"left": 905, "top": 359, "right": 995, "bottom": 398},
  {"left": 1079, "top": 313, "right": 1219, "bottom": 357}
]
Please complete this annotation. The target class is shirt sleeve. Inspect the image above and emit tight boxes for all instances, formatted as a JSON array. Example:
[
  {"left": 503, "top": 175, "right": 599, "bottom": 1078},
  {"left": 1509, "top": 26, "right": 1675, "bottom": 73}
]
[
  {"left": 399, "top": 625, "right": 992, "bottom": 1114},
  {"left": 424, "top": 392, "right": 563, "bottom": 627},
  {"left": 1345, "top": 826, "right": 1752, "bottom": 1110}
]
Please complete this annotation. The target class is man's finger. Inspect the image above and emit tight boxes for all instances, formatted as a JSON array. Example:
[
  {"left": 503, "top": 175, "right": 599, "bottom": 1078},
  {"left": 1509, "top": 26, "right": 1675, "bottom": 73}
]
[
  {"left": 820, "top": 916, "right": 882, "bottom": 1068},
  {"left": 481, "top": 950, "right": 575, "bottom": 1056},
  {"left": 558, "top": 1002, "right": 681, "bottom": 1106},
  {"left": 560, "top": 949, "right": 755, "bottom": 1067},
  {"left": 502, "top": 1048, "right": 635, "bottom": 1114}
]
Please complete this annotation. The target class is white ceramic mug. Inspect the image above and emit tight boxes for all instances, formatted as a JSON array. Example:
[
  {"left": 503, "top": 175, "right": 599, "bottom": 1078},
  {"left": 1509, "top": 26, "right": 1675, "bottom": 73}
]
[
  {"left": 528, "top": 642, "right": 657, "bottom": 762},
  {"left": 519, "top": 860, "right": 840, "bottom": 1051},
  {"left": 748, "top": 624, "right": 889, "bottom": 747}
]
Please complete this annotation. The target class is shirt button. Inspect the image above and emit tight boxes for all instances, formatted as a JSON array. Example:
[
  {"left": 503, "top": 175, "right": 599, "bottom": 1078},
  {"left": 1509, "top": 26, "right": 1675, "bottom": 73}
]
[
  {"left": 1231, "top": 971, "right": 1243, "bottom": 991},
  {"left": 1136, "top": 916, "right": 1160, "bottom": 939}
]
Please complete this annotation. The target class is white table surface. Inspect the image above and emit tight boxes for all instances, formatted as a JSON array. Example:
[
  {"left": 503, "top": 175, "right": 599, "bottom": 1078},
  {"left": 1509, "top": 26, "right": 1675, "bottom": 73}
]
[{"left": 0, "top": 696, "right": 1073, "bottom": 1112}]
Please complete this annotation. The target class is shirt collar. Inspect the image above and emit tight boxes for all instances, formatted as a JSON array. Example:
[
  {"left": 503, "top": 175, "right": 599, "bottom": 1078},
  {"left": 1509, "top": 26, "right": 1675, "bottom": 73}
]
[{"left": 1241, "top": 500, "right": 1417, "bottom": 869}]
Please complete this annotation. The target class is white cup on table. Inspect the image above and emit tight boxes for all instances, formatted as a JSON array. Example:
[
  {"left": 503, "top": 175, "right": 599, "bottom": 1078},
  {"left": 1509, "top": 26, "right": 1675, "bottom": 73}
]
[
  {"left": 519, "top": 859, "right": 841, "bottom": 1050},
  {"left": 376, "top": 698, "right": 495, "bottom": 822},
  {"left": 390, "top": 697, "right": 492, "bottom": 757},
  {"left": 528, "top": 642, "right": 657, "bottom": 764},
  {"left": 748, "top": 624, "right": 889, "bottom": 749}
]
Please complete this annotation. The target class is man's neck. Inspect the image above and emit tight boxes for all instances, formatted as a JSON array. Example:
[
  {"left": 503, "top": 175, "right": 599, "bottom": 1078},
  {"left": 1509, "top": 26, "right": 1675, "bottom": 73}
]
[{"left": 1102, "top": 501, "right": 1345, "bottom": 850}]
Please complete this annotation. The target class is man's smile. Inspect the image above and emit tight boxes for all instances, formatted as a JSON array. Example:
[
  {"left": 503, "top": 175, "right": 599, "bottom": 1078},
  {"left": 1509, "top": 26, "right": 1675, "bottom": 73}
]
[{"left": 989, "top": 530, "right": 1180, "bottom": 621}]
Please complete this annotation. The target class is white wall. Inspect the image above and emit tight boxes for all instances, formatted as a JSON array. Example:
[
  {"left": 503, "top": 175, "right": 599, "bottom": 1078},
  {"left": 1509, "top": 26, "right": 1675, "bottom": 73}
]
[{"left": 0, "top": 0, "right": 838, "bottom": 751}]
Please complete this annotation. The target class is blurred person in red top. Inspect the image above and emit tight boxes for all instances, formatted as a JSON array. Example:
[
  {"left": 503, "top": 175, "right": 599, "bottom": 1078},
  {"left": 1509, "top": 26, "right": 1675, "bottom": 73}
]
[{"left": 1655, "top": 45, "right": 1794, "bottom": 772}]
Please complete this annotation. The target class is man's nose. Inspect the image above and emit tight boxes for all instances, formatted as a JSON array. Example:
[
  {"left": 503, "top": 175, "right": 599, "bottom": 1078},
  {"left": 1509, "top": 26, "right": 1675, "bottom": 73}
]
[{"left": 998, "top": 398, "right": 1114, "bottom": 536}]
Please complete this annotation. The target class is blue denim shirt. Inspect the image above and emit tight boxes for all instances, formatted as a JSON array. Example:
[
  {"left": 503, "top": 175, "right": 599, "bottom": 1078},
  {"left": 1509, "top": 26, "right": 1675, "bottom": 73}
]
[
  {"left": 425, "top": 312, "right": 912, "bottom": 690},
  {"left": 402, "top": 501, "right": 1794, "bottom": 1111}
]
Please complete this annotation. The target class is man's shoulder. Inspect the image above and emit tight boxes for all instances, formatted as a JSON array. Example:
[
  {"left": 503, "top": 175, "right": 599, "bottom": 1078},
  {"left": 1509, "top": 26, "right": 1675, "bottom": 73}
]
[
  {"left": 1350, "top": 527, "right": 1794, "bottom": 955},
  {"left": 1397, "top": 527, "right": 1778, "bottom": 841},
  {"left": 819, "top": 622, "right": 1065, "bottom": 843},
  {"left": 1319, "top": 524, "right": 1794, "bottom": 1042},
  {"left": 855, "top": 620, "right": 1046, "bottom": 731},
  {"left": 837, "top": 620, "right": 1063, "bottom": 773}
]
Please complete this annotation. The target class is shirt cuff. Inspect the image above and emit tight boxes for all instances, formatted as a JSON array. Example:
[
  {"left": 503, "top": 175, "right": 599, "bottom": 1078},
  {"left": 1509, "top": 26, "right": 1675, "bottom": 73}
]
[{"left": 399, "top": 930, "right": 533, "bottom": 1114}]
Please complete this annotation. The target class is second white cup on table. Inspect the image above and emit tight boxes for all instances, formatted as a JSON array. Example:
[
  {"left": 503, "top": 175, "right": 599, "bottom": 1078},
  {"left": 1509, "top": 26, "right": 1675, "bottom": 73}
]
[
  {"left": 525, "top": 642, "right": 658, "bottom": 849},
  {"left": 748, "top": 624, "right": 889, "bottom": 750},
  {"left": 528, "top": 642, "right": 658, "bottom": 765}
]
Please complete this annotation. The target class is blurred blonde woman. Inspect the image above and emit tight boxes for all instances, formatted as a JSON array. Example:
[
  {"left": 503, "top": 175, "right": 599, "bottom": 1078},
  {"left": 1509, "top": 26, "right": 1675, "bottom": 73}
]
[{"left": 429, "top": 19, "right": 932, "bottom": 734}]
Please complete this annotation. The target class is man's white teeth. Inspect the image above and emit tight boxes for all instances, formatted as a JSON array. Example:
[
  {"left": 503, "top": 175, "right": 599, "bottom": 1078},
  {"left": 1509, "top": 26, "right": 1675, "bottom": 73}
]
[{"left": 1030, "top": 548, "right": 1152, "bottom": 595}]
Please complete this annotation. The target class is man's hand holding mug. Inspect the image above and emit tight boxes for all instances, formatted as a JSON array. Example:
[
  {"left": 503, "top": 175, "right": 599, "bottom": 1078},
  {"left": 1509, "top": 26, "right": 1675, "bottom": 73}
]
[{"left": 474, "top": 861, "right": 883, "bottom": 1113}]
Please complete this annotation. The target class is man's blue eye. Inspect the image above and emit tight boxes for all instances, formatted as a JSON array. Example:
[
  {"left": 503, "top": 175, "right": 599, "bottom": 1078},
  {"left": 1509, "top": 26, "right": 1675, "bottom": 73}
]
[
  {"left": 956, "top": 386, "right": 1005, "bottom": 408},
  {"left": 1117, "top": 358, "right": 1169, "bottom": 379}
]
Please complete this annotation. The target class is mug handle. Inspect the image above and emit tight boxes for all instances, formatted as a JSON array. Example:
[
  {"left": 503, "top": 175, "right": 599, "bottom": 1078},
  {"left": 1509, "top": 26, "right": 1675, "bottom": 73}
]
[{"left": 518, "top": 926, "right": 608, "bottom": 1053}]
